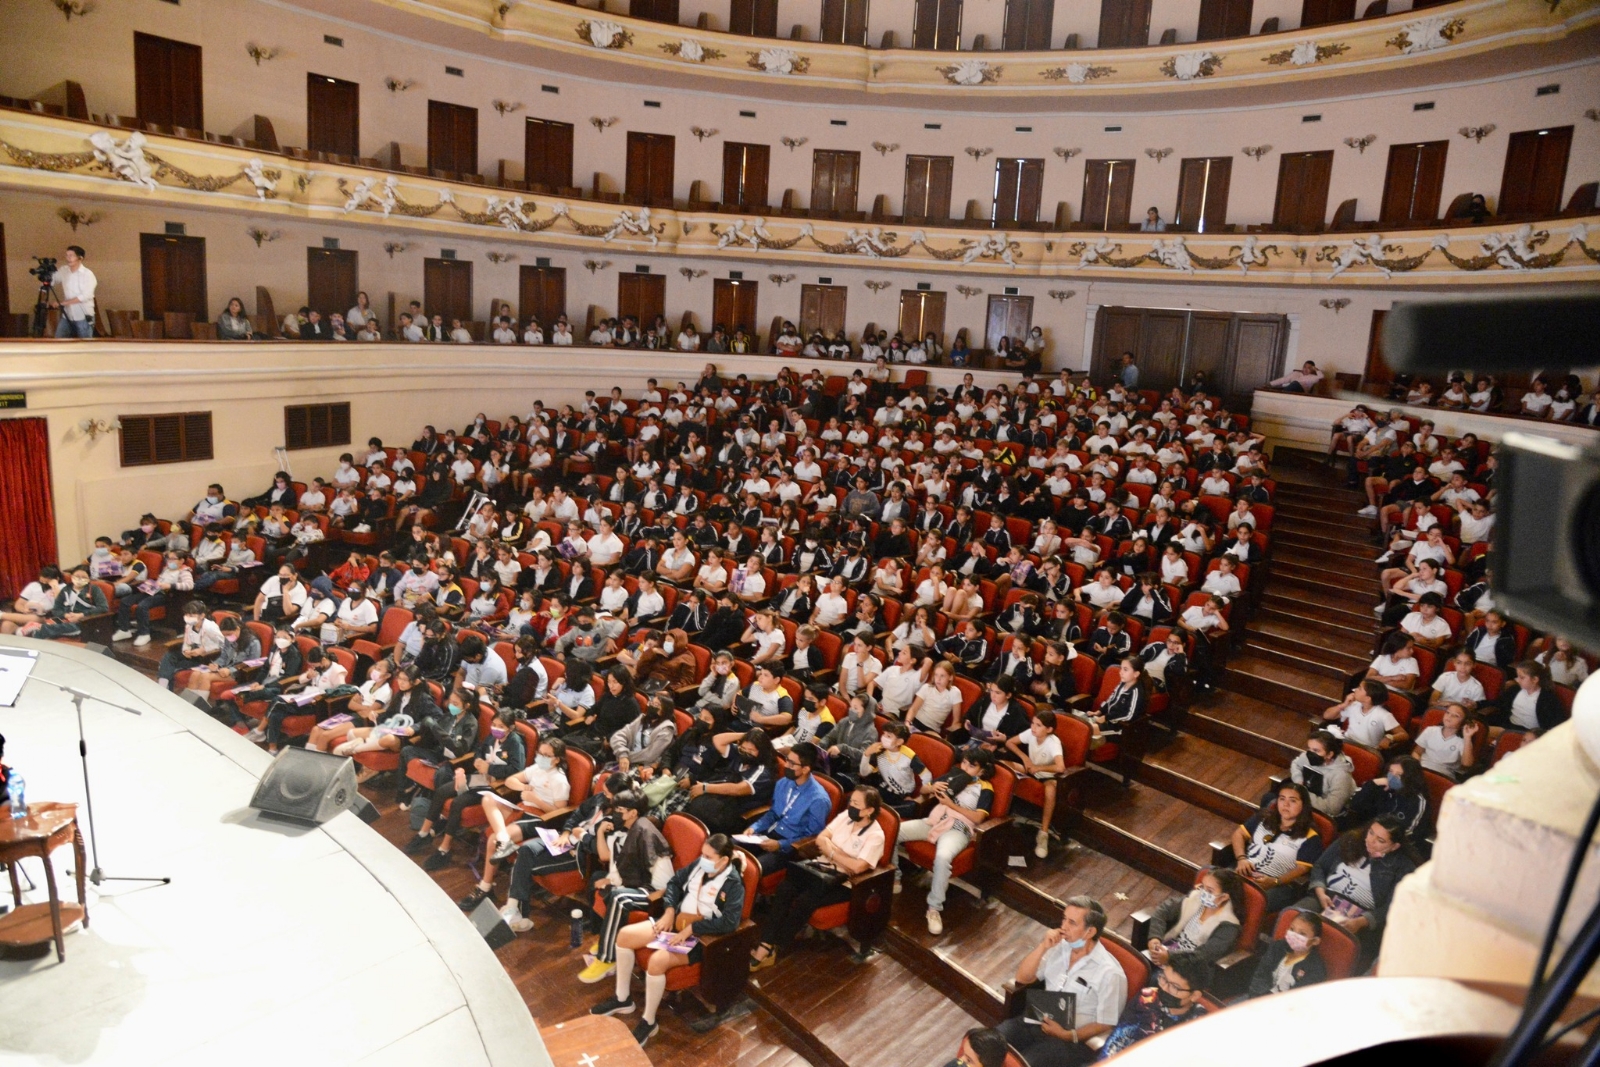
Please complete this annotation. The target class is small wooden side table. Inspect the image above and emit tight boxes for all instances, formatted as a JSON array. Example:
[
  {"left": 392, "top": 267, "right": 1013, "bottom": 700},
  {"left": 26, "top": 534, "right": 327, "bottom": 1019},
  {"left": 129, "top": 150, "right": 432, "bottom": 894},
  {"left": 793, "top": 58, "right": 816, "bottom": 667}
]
[
  {"left": 539, "top": 1015, "right": 652, "bottom": 1067},
  {"left": 0, "top": 802, "right": 87, "bottom": 962}
]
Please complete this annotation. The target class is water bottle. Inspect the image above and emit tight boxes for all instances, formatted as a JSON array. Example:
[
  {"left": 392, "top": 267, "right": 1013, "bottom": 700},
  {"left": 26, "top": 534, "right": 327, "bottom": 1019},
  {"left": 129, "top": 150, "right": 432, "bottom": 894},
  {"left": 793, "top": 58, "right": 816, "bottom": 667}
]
[
  {"left": 6, "top": 772, "right": 24, "bottom": 820},
  {"left": 569, "top": 908, "right": 584, "bottom": 948}
]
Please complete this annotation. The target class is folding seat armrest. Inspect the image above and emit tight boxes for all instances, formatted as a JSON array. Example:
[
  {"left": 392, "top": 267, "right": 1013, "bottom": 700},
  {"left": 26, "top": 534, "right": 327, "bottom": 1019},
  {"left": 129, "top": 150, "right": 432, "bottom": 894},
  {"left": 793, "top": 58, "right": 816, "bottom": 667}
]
[
  {"left": 1001, "top": 979, "right": 1042, "bottom": 1019},
  {"left": 1129, "top": 910, "right": 1153, "bottom": 947},
  {"left": 1267, "top": 774, "right": 1286, "bottom": 793},
  {"left": 1210, "top": 840, "right": 1235, "bottom": 867},
  {"left": 531, "top": 804, "right": 578, "bottom": 823}
]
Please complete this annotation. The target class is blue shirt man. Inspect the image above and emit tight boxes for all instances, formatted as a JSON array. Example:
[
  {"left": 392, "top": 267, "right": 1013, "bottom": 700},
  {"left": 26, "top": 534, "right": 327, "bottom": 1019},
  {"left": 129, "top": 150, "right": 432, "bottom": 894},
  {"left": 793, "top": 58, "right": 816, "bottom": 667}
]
[
  {"left": 746, "top": 742, "right": 831, "bottom": 873},
  {"left": 1120, "top": 354, "right": 1140, "bottom": 390}
]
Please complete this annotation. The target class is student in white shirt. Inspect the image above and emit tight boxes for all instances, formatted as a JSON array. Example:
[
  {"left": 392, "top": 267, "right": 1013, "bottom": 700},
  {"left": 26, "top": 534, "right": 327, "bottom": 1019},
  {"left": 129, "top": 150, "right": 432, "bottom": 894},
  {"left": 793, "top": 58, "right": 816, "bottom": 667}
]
[
  {"left": 1323, "top": 680, "right": 1405, "bottom": 750},
  {"left": 1412, "top": 703, "right": 1480, "bottom": 781},
  {"left": 1003, "top": 710, "right": 1068, "bottom": 858},
  {"left": 1431, "top": 652, "right": 1487, "bottom": 709}
]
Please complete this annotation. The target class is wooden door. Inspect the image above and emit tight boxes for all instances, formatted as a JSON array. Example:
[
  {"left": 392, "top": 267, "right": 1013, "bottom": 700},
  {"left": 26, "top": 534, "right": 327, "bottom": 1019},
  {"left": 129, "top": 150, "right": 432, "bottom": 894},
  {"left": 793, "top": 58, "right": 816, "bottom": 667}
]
[
  {"left": 1272, "top": 150, "right": 1334, "bottom": 232},
  {"left": 711, "top": 278, "right": 759, "bottom": 333},
  {"left": 898, "top": 290, "right": 947, "bottom": 346},
  {"left": 811, "top": 150, "right": 861, "bottom": 215},
  {"left": 427, "top": 100, "right": 478, "bottom": 175},
  {"left": 722, "top": 142, "right": 771, "bottom": 209},
  {"left": 1499, "top": 127, "right": 1573, "bottom": 217},
  {"left": 993, "top": 158, "right": 1045, "bottom": 225},
  {"left": 619, "top": 273, "right": 667, "bottom": 326},
  {"left": 1097, "top": 0, "right": 1151, "bottom": 47},
  {"left": 730, "top": 0, "right": 780, "bottom": 36},
  {"left": 1137, "top": 311, "right": 1187, "bottom": 394},
  {"left": 1379, "top": 141, "right": 1448, "bottom": 224},
  {"left": 1299, "top": 0, "right": 1355, "bottom": 26},
  {"left": 912, "top": 0, "right": 963, "bottom": 49},
  {"left": 1363, "top": 309, "right": 1393, "bottom": 387},
  {"left": 519, "top": 266, "right": 567, "bottom": 326},
  {"left": 1174, "top": 156, "right": 1232, "bottom": 232},
  {"left": 134, "top": 32, "right": 203, "bottom": 129},
  {"left": 984, "top": 295, "right": 1033, "bottom": 353},
  {"left": 630, "top": 0, "right": 680, "bottom": 21},
  {"left": 1226, "top": 315, "right": 1287, "bottom": 405},
  {"left": 800, "top": 284, "right": 848, "bottom": 338},
  {"left": 1082, "top": 159, "right": 1136, "bottom": 230},
  {"left": 1181, "top": 312, "right": 1233, "bottom": 389},
  {"left": 821, "top": 0, "right": 871, "bottom": 44},
  {"left": 1196, "top": 0, "right": 1252, "bottom": 39},
  {"left": 139, "top": 233, "right": 208, "bottom": 320},
  {"left": 525, "top": 118, "right": 575, "bottom": 190},
  {"left": 1091, "top": 307, "right": 1144, "bottom": 386},
  {"left": 307, "top": 248, "right": 358, "bottom": 316},
  {"left": 625, "top": 132, "right": 676, "bottom": 207},
  {"left": 1003, "top": 0, "right": 1054, "bottom": 49},
  {"left": 423, "top": 258, "right": 474, "bottom": 324},
  {"left": 904, "top": 155, "right": 954, "bottom": 221},
  {"left": 307, "top": 73, "right": 359, "bottom": 158}
]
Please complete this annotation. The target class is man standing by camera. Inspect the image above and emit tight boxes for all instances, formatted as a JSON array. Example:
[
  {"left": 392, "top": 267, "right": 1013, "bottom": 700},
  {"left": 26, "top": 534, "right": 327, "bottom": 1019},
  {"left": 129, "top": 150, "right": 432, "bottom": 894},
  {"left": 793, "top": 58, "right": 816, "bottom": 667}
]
[{"left": 52, "top": 245, "right": 97, "bottom": 339}]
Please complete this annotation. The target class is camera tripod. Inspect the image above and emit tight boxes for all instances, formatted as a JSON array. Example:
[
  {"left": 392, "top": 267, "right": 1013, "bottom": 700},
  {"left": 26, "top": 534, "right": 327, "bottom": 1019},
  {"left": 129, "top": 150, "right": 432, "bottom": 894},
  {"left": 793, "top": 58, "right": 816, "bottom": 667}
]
[{"left": 30, "top": 281, "right": 55, "bottom": 339}]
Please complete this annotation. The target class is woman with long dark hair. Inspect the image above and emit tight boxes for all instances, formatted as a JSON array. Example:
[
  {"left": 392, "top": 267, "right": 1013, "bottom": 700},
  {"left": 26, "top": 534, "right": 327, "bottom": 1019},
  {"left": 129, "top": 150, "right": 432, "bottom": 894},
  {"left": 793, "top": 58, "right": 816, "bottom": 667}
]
[{"left": 1230, "top": 781, "right": 1325, "bottom": 910}]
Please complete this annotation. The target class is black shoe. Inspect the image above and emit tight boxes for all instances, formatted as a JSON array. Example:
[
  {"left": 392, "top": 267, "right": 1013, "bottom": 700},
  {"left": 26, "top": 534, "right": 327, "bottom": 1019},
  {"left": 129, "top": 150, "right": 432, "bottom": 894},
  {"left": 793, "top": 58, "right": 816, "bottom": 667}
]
[
  {"left": 591, "top": 996, "right": 636, "bottom": 1017},
  {"left": 423, "top": 849, "right": 451, "bottom": 871},
  {"left": 404, "top": 832, "right": 435, "bottom": 855},
  {"left": 632, "top": 1019, "right": 659, "bottom": 1046},
  {"left": 458, "top": 886, "right": 491, "bottom": 911}
]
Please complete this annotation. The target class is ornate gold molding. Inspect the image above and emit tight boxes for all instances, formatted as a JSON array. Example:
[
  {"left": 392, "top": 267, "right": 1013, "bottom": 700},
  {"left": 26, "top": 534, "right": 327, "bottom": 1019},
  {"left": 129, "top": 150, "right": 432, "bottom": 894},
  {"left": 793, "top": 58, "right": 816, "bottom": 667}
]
[
  {"left": 3, "top": 113, "right": 1598, "bottom": 286},
  {"left": 355, "top": 0, "right": 1597, "bottom": 95}
]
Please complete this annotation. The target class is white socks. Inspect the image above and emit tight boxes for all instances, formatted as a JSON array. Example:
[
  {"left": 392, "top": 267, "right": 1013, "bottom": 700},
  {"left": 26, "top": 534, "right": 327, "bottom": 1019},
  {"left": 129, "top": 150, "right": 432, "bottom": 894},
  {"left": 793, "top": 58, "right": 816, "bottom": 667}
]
[
  {"left": 496, "top": 831, "right": 510, "bottom": 846},
  {"left": 643, "top": 973, "right": 667, "bottom": 1025},
  {"left": 615, "top": 946, "right": 636, "bottom": 1002}
]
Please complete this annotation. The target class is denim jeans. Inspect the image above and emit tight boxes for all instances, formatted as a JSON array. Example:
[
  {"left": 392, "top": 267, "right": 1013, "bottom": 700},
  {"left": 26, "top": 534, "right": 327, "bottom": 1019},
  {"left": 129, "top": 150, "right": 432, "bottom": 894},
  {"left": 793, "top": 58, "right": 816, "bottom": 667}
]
[
  {"left": 55, "top": 315, "right": 93, "bottom": 339},
  {"left": 897, "top": 818, "right": 973, "bottom": 912}
]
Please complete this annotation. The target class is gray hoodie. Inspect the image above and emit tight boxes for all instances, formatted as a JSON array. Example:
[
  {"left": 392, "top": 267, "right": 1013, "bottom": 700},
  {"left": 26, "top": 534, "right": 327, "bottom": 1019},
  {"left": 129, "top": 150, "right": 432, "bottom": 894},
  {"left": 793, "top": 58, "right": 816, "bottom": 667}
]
[{"left": 1289, "top": 751, "right": 1355, "bottom": 818}]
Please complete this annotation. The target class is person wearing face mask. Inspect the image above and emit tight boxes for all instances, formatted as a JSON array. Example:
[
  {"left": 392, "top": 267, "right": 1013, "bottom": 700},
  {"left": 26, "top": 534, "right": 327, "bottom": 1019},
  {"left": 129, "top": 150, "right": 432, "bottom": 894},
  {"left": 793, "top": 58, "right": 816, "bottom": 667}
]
[
  {"left": 414, "top": 619, "right": 462, "bottom": 685},
  {"left": 154, "top": 600, "right": 223, "bottom": 688},
  {"left": 1342, "top": 756, "right": 1429, "bottom": 836},
  {"left": 1095, "top": 953, "right": 1212, "bottom": 1058},
  {"left": 692, "top": 650, "right": 740, "bottom": 713},
  {"left": 899, "top": 748, "right": 998, "bottom": 935},
  {"left": 590, "top": 835, "right": 747, "bottom": 1048},
  {"left": 186, "top": 483, "right": 238, "bottom": 529},
  {"left": 823, "top": 693, "right": 882, "bottom": 790},
  {"left": 683, "top": 729, "right": 779, "bottom": 835},
  {"left": 1287, "top": 730, "right": 1356, "bottom": 819},
  {"left": 251, "top": 565, "right": 307, "bottom": 625},
  {"left": 1300, "top": 814, "right": 1416, "bottom": 964},
  {"left": 859, "top": 719, "right": 931, "bottom": 816},
  {"left": 393, "top": 558, "right": 441, "bottom": 610},
  {"left": 415, "top": 705, "right": 530, "bottom": 871},
  {"left": 397, "top": 682, "right": 483, "bottom": 810},
  {"left": 1246, "top": 909, "right": 1328, "bottom": 997},
  {"left": 330, "top": 583, "right": 379, "bottom": 644},
  {"left": 749, "top": 785, "right": 886, "bottom": 972},
  {"left": 217, "top": 626, "right": 303, "bottom": 730},
  {"left": 1142, "top": 866, "right": 1245, "bottom": 967},
  {"left": 941, "top": 1028, "right": 1010, "bottom": 1067},
  {"left": 998, "top": 896, "right": 1127, "bottom": 1065},
  {"left": 577, "top": 790, "right": 675, "bottom": 984},
  {"left": 610, "top": 695, "right": 679, "bottom": 775},
  {"left": 255, "top": 643, "right": 350, "bottom": 750},
  {"left": 739, "top": 742, "right": 831, "bottom": 875}
]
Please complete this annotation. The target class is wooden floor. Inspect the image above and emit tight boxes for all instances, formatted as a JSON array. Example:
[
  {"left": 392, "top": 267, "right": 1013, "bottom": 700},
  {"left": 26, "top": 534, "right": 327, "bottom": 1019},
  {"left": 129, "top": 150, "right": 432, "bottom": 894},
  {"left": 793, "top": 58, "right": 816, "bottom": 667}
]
[{"left": 97, "top": 446, "right": 1393, "bottom": 1065}]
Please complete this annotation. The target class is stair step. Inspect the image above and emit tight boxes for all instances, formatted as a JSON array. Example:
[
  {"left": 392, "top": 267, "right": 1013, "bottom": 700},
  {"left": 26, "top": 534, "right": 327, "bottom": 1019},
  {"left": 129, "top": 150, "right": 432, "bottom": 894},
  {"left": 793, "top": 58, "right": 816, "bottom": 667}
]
[
  {"left": 1257, "top": 604, "right": 1373, "bottom": 641},
  {"left": 1223, "top": 652, "right": 1344, "bottom": 715},
  {"left": 1183, "top": 709, "right": 1303, "bottom": 765},
  {"left": 1249, "top": 617, "right": 1374, "bottom": 665},
  {"left": 1260, "top": 590, "right": 1376, "bottom": 629},
  {"left": 1274, "top": 500, "right": 1368, "bottom": 525},
  {"left": 1192, "top": 688, "right": 1316, "bottom": 752},
  {"left": 1271, "top": 566, "right": 1377, "bottom": 605},
  {"left": 1273, "top": 520, "right": 1376, "bottom": 549},
  {"left": 1272, "top": 545, "right": 1381, "bottom": 574},
  {"left": 1274, "top": 530, "right": 1382, "bottom": 561},
  {"left": 1247, "top": 642, "right": 1360, "bottom": 682},
  {"left": 1275, "top": 481, "right": 1368, "bottom": 507}
]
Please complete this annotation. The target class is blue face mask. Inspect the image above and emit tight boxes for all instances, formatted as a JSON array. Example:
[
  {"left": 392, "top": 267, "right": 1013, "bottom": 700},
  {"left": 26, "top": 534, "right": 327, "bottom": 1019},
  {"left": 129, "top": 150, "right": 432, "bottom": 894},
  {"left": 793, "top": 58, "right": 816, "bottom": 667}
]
[
  {"left": 1387, "top": 772, "right": 1402, "bottom": 791},
  {"left": 535, "top": 755, "right": 555, "bottom": 771},
  {"left": 448, "top": 703, "right": 464, "bottom": 716},
  {"left": 1064, "top": 936, "right": 1087, "bottom": 950},
  {"left": 697, "top": 857, "right": 720, "bottom": 876}
]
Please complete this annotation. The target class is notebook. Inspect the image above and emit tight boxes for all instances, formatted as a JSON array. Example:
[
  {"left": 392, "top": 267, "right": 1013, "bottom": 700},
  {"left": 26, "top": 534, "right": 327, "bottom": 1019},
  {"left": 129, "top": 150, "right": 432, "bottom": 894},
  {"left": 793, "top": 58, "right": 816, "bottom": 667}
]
[{"left": 1024, "top": 989, "right": 1077, "bottom": 1029}]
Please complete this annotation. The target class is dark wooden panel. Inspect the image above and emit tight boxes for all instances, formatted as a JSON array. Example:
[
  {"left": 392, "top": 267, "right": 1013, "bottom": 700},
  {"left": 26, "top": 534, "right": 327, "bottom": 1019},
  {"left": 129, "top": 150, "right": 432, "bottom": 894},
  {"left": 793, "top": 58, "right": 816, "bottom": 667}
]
[
  {"left": 711, "top": 277, "right": 758, "bottom": 333},
  {"left": 1228, "top": 314, "right": 1287, "bottom": 403},
  {"left": 904, "top": 155, "right": 954, "bottom": 221},
  {"left": 629, "top": 0, "right": 680, "bottom": 22},
  {"left": 1499, "top": 126, "right": 1572, "bottom": 217},
  {"left": 984, "top": 294, "right": 1033, "bottom": 352},
  {"left": 616, "top": 272, "right": 667, "bottom": 327},
  {"left": 1003, "top": 0, "right": 1054, "bottom": 49},
  {"left": 899, "top": 290, "right": 946, "bottom": 345},
  {"left": 1299, "top": 0, "right": 1355, "bottom": 27},
  {"left": 1379, "top": 140, "right": 1448, "bottom": 224},
  {"left": 423, "top": 257, "right": 474, "bottom": 324},
  {"left": 626, "top": 132, "right": 676, "bottom": 206},
  {"left": 1137, "top": 310, "right": 1187, "bottom": 394},
  {"left": 134, "top": 32, "right": 203, "bottom": 130},
  {"left": 1014, "top": 158, "right": 1045, "bottom": 224},
  {"left": 1092, "top": 306, "right": 1144, "bottom": 386},
  {"left": 799, "top": 284, "right": 847, "bottom": 338},
  {"left": 427, "top": 100, "right": 478, "bottom": 175},
  {"left": 729, "top": 0, "right": 779, "bottom": 35},
  {"left": 820, "top": 0, "right": 870, "bottom": 43},
  {"left": 1364, "top": 308, "right": 1393, "bottom": 386},
  {"left": 722, "top": 142, "right": 770, "bottom": 208},
  {"left": 525, "top": 118, "right": 575, "bottom": 189},
  {"left": 519, "top": 265, "right": 567, "bottom": 325},
  {"left": 139, "top": 233, "right": 208, "bottom": 321},
  {"left": 1174, "top": 156, "right": 1231, "bottom": 232},
  {"left": 1183, "top": 310, "right": 1233, "bottom": 390},
  {"left": 1197, "top": 0, "right": 1252, "bottom": 39},
  {"left": 1082, "top": 159, "right": 1135, "bottom": 230},
  {"left": 1272, "top": 150, "right": 1333, "bottom": 232},
  {"left": 1097, "top": 0, "right": 1151, "bottom": 47},
  {"left": 913, "top": 0, "right": 962, "bottom": 48},
  {"left": 810, "top": 150, "right": 861, "bottom": 214},
  {"left": 307, "top": 247, "right": 358, "bottom": 317},
  {"left": 307, "top": 73, "right": 359, "bottom": 158}
]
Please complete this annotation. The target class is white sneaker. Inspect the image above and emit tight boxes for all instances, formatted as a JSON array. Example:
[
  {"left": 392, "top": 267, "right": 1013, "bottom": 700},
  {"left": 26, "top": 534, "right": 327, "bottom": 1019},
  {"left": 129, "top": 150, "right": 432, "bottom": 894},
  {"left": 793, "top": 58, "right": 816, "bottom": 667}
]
[
  {"left": 499, "top": 902, "right": 521, "bottom": 922},
  {"left": 1372, "top": 604, "right": 1387, "bottom": 617},
  {"left": 245, "top": 727, "right": 267, "bottom": 743},
  {"left": 507, "top": 915, "right": 534, "bottom": 933},
  {"left": 1035, "top": 830, "right": 1049, "bottom": 859},
  {"left": 492, "top": 836, "right": 519, "bottom": 862},
  {"left": 926, "top": 908, "right": 943, "bottom": 936},
  {"left": 1357, "top": 505, "right": 1378, "bottom": 517},
  {"left": 892, "top": 871, "right": 903, "bottom": 894},
  {"left": 111, "top": 629, "right": 134, "bottom": 641},
  {"left": 133, "top": 634, "right": 152, "bottom": 647}
]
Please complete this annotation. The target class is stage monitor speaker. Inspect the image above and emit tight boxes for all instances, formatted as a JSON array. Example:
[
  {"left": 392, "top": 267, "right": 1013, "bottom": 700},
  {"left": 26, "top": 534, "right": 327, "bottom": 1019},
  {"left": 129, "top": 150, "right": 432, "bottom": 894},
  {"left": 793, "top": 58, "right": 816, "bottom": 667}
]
[
  {"left": 469, "top": 896, "right": 515, "bottom": 950},
  {"left": 349, "top": 793, "right": 380, "bottom": 825},
  {"left": 179, "top": 690, "right": 211, "bottom": 712},
  {"left": 84, "top": 642, "right": 115, "bottom": 658},
  {"left": 250, "top": 748, "right": 360, "bottom": 824}
]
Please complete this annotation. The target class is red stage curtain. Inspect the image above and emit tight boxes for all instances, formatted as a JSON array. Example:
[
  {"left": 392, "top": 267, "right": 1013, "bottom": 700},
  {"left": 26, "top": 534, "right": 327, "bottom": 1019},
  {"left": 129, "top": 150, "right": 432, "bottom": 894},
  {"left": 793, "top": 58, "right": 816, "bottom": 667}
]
[{"left": 0, "top": 417, "right": 57, "bottom": 600}]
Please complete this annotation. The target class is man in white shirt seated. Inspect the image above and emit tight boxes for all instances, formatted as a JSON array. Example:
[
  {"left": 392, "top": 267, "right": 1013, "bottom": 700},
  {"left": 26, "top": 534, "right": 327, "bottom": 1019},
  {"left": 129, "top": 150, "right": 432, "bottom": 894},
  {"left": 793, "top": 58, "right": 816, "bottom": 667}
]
[
  {"left": 997, "top": 897, "right": 1128, "bottom": 1065},
  {"left": 1268, "top": 360, "right": 1325, "bottom": 393}
]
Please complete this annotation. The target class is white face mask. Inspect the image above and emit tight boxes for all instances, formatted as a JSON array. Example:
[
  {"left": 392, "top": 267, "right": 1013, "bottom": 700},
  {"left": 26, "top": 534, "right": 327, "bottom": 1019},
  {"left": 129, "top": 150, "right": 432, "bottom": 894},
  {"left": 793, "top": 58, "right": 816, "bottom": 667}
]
[
  {"left": 879, "top": 734, "right": 896, "bottom": 749},
  {"left": 663, "top": 639, "right": 675, "bottom": 654},
  {"left": 275, "top": 637, "right": 292, "bottom": 649}
]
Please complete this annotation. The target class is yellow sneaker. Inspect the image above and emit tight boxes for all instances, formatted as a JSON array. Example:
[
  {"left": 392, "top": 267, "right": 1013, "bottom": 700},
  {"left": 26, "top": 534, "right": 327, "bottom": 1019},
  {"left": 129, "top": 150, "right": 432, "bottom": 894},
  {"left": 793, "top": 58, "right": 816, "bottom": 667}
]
[{"left": 578, "top": 959, "right": 617, "bottom": 984}]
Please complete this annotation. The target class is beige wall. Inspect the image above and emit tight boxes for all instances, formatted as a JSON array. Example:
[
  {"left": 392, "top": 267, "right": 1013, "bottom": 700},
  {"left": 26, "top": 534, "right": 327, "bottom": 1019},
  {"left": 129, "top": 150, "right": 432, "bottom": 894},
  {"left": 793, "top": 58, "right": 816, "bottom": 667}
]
[
  {"left": 0, "top": 340, "right": 1023, "bottom": 564},
  {"left": 0, "top": 0, "right": 1594, "bottom": 223}
]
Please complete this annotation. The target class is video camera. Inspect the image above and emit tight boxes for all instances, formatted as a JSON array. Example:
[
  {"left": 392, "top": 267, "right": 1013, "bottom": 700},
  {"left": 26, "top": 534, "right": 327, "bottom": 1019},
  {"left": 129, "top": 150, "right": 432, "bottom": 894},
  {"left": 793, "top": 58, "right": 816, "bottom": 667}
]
[
  {"left": 1383, "top": 295, "right": 1600, "bottom": 652},
  {"left": 28, "top": 255, "right": 57, "bottom": 283}
]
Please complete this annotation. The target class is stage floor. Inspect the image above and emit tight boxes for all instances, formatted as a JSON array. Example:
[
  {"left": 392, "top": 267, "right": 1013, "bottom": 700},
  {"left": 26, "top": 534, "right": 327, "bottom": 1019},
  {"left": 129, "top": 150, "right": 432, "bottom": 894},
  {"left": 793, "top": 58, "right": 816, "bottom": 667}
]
[{"left": 0, "top": 638, "right": 545, "bottom": 1067}]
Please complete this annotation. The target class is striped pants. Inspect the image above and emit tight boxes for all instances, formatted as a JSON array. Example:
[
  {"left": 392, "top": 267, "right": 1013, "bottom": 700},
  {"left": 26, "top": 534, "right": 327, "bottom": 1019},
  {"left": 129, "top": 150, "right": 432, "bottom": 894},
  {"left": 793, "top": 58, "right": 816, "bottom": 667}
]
[{"left": 597, "top": 886, "right": 655, "bottom": 963}]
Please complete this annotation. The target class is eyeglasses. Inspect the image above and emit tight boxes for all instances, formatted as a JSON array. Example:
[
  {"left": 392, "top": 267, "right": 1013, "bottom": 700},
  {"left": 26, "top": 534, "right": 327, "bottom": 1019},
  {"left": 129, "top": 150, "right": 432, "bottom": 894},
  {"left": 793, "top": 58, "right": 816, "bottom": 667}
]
[{"left": 1156, "top": 971, "right": 1192, "bottom": 997}]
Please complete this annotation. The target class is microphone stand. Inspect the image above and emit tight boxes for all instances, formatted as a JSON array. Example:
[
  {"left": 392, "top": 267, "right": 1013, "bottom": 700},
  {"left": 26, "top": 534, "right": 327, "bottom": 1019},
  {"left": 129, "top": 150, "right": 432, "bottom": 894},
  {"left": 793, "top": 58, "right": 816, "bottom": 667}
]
[{"left": 26, "top": 676, "right": 171, "bottom": 889}]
